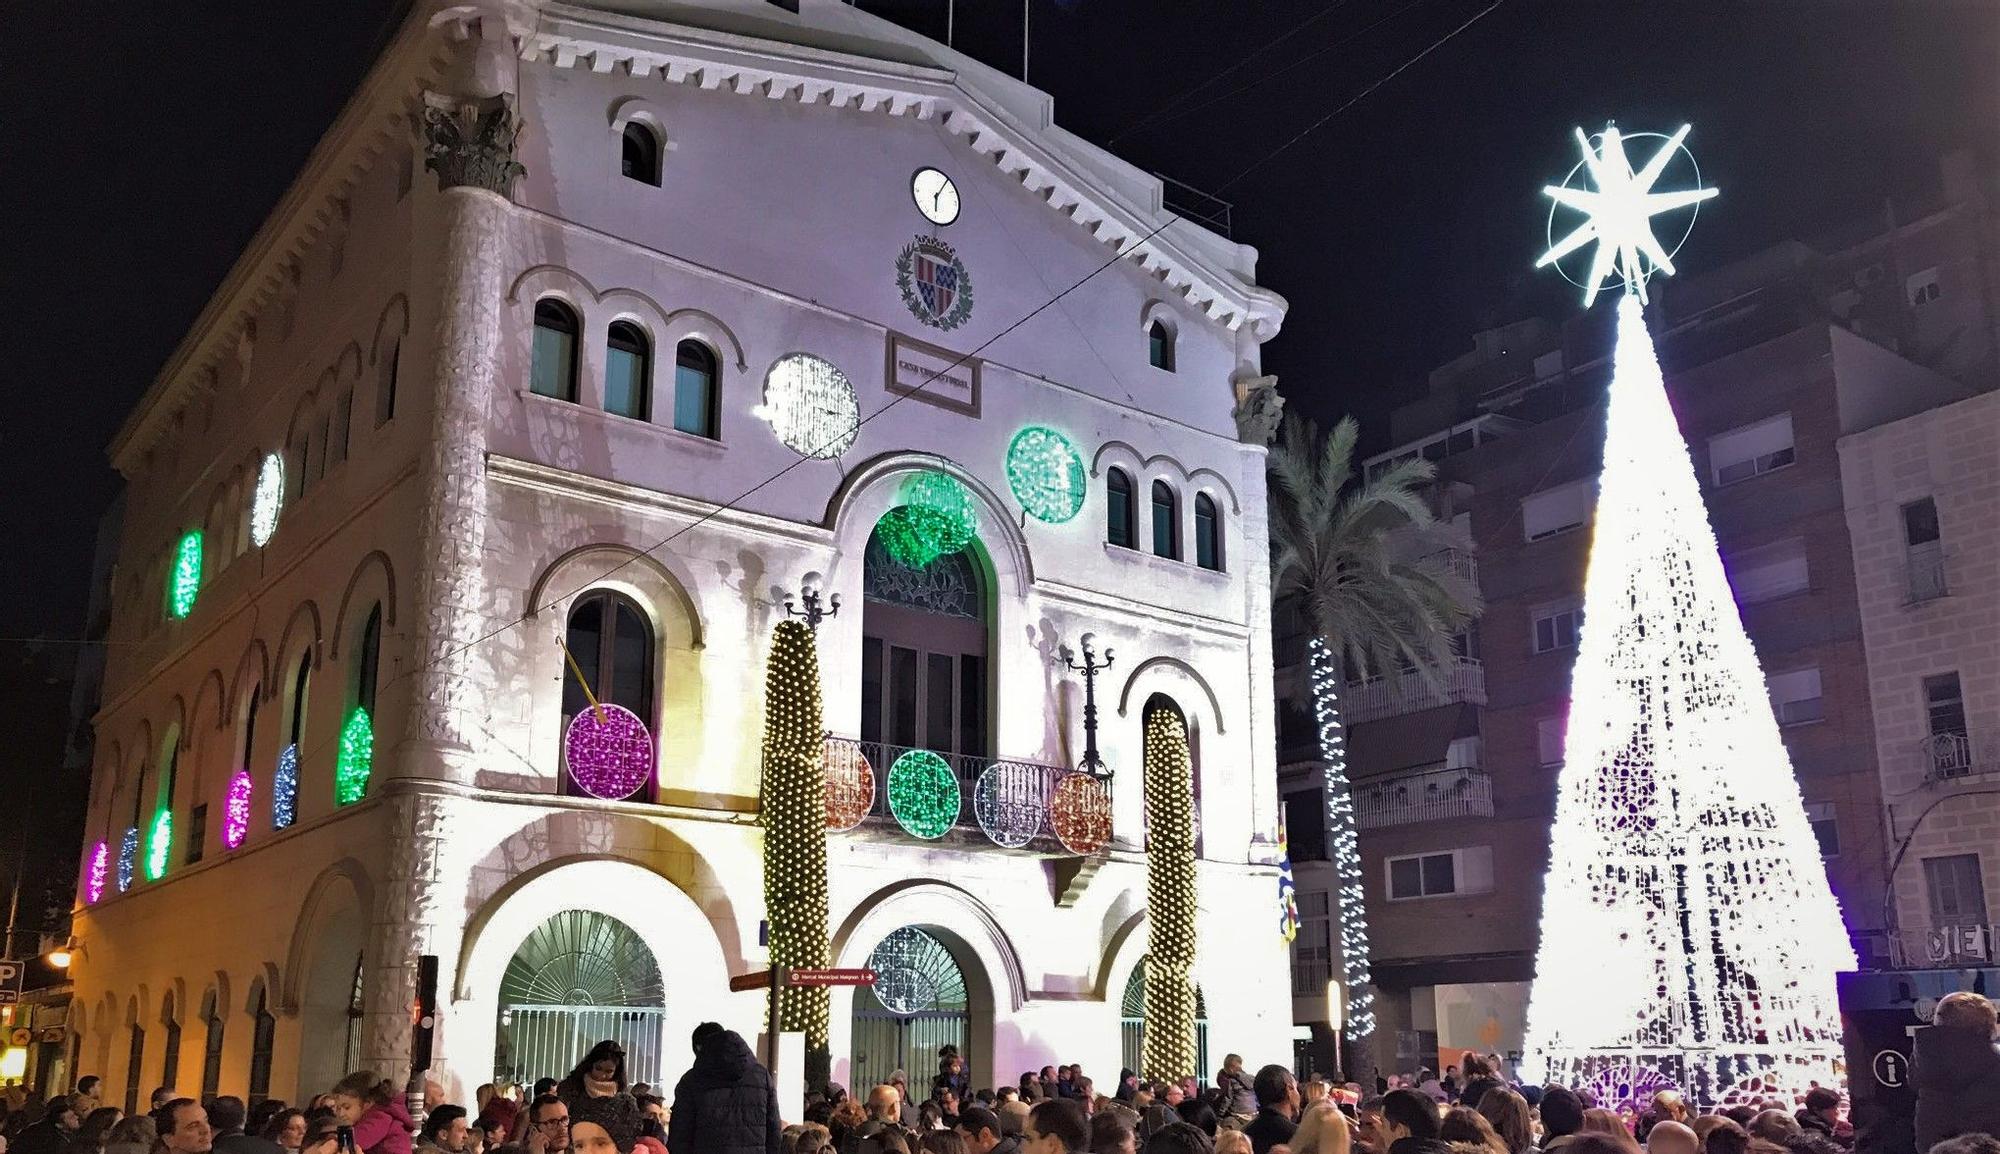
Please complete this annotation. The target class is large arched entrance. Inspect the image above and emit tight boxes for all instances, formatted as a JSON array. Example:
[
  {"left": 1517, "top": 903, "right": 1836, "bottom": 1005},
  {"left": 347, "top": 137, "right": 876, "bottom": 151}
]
[
  {"left": 859, "top": 518, "right": 992, "bottom": 775},
  {"left": 851, "top": 926, "right": 972, "bottom": 1092},
  {"left": 495, "top": 911, "right": 667, "bottom": 1085},
  {"left": 1119, "top": 959, "right": 1211, "bottom": 1080},
  {"left": 293, "top": 871, "right": 368, "bottom": 1102}
]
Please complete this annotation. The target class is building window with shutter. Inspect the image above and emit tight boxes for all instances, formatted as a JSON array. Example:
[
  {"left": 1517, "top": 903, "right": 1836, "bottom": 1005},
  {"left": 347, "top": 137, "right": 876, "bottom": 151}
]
[
  {"left": 1521, "top": 478, "right": 1595, "bottom": 541},
  {"left": 1767, "top": 667, "right": 1824, "bottom": 726},
  {"left": 1923, "top": 853, "right": 1988, "bottom": 926},
  {"left": 1708, "top": 413, "right": 1795, "bottom": 486},
  {"left": 1726, "top": 537, "right": 1809, "bottom": 604}
]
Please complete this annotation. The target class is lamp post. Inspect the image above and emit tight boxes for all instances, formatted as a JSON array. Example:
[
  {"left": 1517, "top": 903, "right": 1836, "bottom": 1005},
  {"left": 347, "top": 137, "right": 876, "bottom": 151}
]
[
  {"left": 1060, "top": 633, "right": 1115, "bottom": 781},
  {"left": 783, "top": 584, "right": 841, "bottom": 632}
]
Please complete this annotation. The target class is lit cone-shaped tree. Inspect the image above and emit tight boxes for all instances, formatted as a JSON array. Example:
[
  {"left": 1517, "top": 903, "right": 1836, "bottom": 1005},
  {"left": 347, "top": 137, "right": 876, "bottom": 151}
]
[
  {"left": 760, "top": 619, "right": 831, "bottom": 1084},
  {"left": 1142, "top": 704, "right": 1199, "bottom": 1082},
  {"left": 1522, "top": 294, "right": 1854, "bottom": 1102},
  {"left": 1268, "top": 414, "right": 1480, "bottom": 1059}
]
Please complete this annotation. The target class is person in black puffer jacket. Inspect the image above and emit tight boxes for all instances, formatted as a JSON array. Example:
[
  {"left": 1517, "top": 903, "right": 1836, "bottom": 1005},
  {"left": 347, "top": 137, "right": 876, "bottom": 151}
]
[
  {"left": 1914, "top": 991, "right": 2000, "bottom": 1151},
  {"left": 670, "top": 1022, "right": 782, "bottom": 1154}
]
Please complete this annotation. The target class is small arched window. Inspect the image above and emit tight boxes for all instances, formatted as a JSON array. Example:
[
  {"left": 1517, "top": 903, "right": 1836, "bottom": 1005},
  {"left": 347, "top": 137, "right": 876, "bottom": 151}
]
[
  {"left": 248, "top": 984, "right": 277, "bottom": 1105},
  {"left": 673, "top": 339, "right": 719, "bottom": 439},
  {"left": 1148, "top": 320, "right": 1175, "bottom": 371},
  {"left": 605, "top": 322, "right": 652, "bottom": 420},
  {"left": 621, "top": 122, "right": 662, "bottom": 187},
  {"left": 1194, "top": 493, "right": 1222, "bottom": 571},
  {"left": 199, "top": 987, "right": 224, "bottom": 1099},
  {"left": 1151, "top": 480, "right": 1180, "bottom": 560},
  {"left": 290, "top": 653, "right": 313, "bottom": 749},
  {"left": 531, "top": 299, "right": 581, "bottom": 402},
  {"left": 355, "top": 605, "right": 382, "bottom": 716},
  {"left": 159, "top": 992, "right": 181, "bottom": 1092},
  {"left": 375, "top": 338, "right": 400, "bottom": 427},
  {"left": 561, "top": 591, "right": 656, "bottom": 802},
  {"left": 1106, "top": 468, "right": 1136, "bottom": 549}
]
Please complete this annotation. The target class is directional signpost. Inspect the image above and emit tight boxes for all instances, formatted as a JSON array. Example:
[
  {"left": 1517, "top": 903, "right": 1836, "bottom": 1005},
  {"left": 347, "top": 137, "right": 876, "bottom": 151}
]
[{"left": 729, "top": 968, "right": 877, "bottom": 1081}]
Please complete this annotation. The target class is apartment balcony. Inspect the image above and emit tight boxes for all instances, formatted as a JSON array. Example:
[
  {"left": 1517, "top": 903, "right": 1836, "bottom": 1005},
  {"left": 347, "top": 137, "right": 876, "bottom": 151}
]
[
  {"left": 1290, "top": 953, "right": 1333, "bottom": 997},
  {"left": 1887, "top": 924, "right": 2000, "bottom": 968},
  {"left": 1921, "top": 732, "right": 1998, "bottom": 783},
  {"left": 1907, "top": 541, "right": 1948, "bottom": 604},
  {"left": 1354, "top": 765, "right": 1494, "bottom": 830},
  {"left": 1339, "top": 657, "right": 1487, "bottom": 725},
  {"left": 822, "top": 736, "right": 1113, "bottom": 854},
  {"left": 1424, "top": 547, "right": 1479, "bottom": 586}
]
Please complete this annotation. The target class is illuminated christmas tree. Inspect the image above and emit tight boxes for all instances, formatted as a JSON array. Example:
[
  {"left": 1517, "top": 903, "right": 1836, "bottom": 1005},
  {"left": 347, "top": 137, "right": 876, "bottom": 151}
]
[
  {"left": 1522, "top": 126, "right": 1853, "bottom": 1104},
  {"left": 760, "top": 618, "right": 832, "bottom": 1082},
  {"left": 1142, "top": 705, "right": 1199, "bottom": 1082}
]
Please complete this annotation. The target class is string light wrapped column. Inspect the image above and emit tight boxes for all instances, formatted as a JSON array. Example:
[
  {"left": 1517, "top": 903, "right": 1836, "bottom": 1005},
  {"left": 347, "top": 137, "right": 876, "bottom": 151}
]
[
  {"left": 760, "top": 619, "right": 831, "bottom": 1077},
  {"left": 1308, "top": 637, "right": 1374, "bottom": 1040},
  {"left": 1142, "top": 706, "right": 1199, "bottom": 1082}
]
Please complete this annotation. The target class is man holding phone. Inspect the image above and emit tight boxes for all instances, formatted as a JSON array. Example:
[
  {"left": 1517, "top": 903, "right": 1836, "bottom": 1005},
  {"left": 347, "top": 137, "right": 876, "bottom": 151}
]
[{"left": 524, "top": 1096, "right": 571, "bottom": 1154}]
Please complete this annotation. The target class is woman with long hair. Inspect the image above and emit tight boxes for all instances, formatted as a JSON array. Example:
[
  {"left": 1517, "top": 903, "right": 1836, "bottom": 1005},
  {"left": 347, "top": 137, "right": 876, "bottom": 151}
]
[
  {"left": 559, "top": 1042, "right": 641, "bottom": 1153},
  {"left": 328, "top": 1072, "right": 412, "bottom": 1154},
  {"left": 1291, "top": 1103, "right": 1351, "bottom": 1154},
  {"left": 1438, "top": 1108, "right": 1506, "bottom": 1154},
  {"left": 260, "top": 1110, "right": 308, "bottom": 1154},
  {"left": 1472, "top": 1089, "right": 1534, "bottom": 1154}
]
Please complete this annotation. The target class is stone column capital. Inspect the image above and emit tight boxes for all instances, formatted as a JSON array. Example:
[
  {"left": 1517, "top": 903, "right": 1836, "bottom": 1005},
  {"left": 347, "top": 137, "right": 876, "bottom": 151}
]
[
  {"left": 421, "top": 92, "right": 526, "bottom": 196},
  {"left": 1231, "top": 374, "right": 1285, "bottom": 447}
]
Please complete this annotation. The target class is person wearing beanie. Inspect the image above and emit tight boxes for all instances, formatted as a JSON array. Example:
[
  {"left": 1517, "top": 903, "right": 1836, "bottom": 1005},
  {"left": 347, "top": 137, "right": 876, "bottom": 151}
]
[{"left": 1538, "top": 1088, "right": 1585, "bottom": 1154}]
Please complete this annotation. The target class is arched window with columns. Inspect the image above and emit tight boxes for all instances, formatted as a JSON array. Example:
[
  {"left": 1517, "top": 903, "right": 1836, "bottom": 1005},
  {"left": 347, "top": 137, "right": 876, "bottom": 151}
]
[{"left": 560, "top": 591, "right": 656, "bottom": 802}]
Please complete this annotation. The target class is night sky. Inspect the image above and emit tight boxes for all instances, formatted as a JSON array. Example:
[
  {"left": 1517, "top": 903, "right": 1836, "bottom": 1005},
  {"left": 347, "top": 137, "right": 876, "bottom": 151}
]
[{"left": 3, "top": 0, "right": 1994, "bottom": 643}]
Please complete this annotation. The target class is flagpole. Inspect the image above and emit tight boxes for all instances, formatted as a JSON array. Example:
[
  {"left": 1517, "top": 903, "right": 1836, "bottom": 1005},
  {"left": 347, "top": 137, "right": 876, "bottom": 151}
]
[
  {"left": 1021, "top": 0, "right": 1029, "bottom": 80},
  {"left": 947, "top": 0, "right": 954, "bottom": 47}
]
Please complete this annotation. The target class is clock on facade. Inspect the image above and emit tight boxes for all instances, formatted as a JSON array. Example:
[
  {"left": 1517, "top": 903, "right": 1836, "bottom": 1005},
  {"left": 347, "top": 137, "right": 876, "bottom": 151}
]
[
  {"left": 757, "top": 353, "right": 860, "bottom": 459},
  {"left": 911, "top": 167, "right": 960, "bottom": 226}
]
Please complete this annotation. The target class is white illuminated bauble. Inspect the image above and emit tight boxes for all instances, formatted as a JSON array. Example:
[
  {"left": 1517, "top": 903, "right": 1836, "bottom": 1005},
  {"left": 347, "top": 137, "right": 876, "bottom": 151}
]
[
  {"left": 1537, "top": 124, "right": 1717, "bottom": 307},
  {"left": 250, "top": 452, "right": 284, "bottom": 546},
  {"left": 756, "top": 353, "right": 859, "bottom": 460}
]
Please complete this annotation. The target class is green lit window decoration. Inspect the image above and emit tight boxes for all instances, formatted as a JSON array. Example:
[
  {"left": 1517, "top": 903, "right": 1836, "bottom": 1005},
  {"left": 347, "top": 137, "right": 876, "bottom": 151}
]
[
  {"left": 145, "top": 809, "right": 173, "bottom": 881},
  {"left": 887, "top": 749, "right": 960, "bottom": 839},
  {"left": 1005, "top": 426, "right": 1086, "bottom": 523},
  {"left": 335, "top": 707, "right": 373, "bottom": 806},
  {"left": 876, "top": 471, "right": 978, "bottom": 569},
  {"left": 168, "top": 531, "right": 203, "bottom": 619}
]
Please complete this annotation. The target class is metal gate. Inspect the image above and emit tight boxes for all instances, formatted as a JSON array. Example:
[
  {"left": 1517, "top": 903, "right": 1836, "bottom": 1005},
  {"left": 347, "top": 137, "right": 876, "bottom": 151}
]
[
  {"left": 852, "top": 1010, "right": 967, "bottom": 1093},
  {"left": 1120, "top": 961, "right": 1210, "bottom": 1081},
  {"left": 496, "top": 1007, "right": 669, "bottom": 1086}
]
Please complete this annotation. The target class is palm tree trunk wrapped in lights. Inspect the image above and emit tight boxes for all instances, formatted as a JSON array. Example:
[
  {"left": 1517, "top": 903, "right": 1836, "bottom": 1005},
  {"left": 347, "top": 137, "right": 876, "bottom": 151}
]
[
  {"left": 1268, "top": 414, "right": 1481, "bottom": 1058},
  {"left": 760, "top": 619, "right": 831, "bottom": 1080},
  {"left": 1142, "top": 705, "right": 1199, "bottom": 1082}
]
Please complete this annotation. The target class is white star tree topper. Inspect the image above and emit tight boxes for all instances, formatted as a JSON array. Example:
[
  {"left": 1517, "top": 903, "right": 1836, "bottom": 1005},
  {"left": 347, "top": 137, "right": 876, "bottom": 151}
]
[{"left": 1538, "top": 124, "right": 1718, "bottom": 307}]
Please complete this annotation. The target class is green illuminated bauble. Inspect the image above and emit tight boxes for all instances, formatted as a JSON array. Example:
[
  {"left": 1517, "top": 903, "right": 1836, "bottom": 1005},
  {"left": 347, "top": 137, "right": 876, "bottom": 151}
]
[
  {"left": 887, "top": 749, "right": 960, "bottom": 840},
  {"left": 878, "top": 471, "right": 978, "bottom": 568},
  {"left": 1005, "top": 426, "right": 1086, "bottom": 523},
  {"left": 335, "top": 707, "right": 373, "bottom": 806},
  {"left": 168, "top": 531, "right": 203, "bottom": 619}
]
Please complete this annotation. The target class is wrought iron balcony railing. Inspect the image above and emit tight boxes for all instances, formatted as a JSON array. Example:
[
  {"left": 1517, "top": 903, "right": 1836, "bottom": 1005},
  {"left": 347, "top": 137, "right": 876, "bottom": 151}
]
[
  {"left": 1922, "top": 732, "right": 1995, "bottom": 782},
  {"left": 822, "top": 736, "right": 1112, "bottom": 854},
  {"left": 1341, "top": 657, "right": 1487, "bottom": 725},
  {"left": 1354, "top": 765, "right": 1494, "bottom": 830}
]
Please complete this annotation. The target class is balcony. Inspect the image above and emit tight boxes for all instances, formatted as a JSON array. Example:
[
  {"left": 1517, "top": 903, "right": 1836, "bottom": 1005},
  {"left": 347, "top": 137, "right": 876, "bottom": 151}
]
[
  {"left": 1340, "top": 657, "right": 1487, "bottom": 725},
  {"left": 1354, "top": 766, "right": 1494, "bottom": 830},
  {"left": 1922, "top": 732, "right": 1997, "bottom": 783},
  {"left": 1907, "top": 541, "right": 1948, "bottom": 604},
  {"left": 1424, "top": 547, "right": 1479, "bottom": 586},
  {"left": 1290, "top": 953, "right": 1333, "bottom": 997},
  {"left": 1887, "top": 924, "right": 2000, "bottom": 968},
  {"left": 823, "top": 736, "right": 1112, "bottom": 854}
]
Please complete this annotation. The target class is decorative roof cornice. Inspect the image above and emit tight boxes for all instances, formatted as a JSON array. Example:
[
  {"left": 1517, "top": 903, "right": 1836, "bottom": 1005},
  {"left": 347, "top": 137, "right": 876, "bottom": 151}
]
[{"left": 525, "top": 4, "right": 1287, "bottom": 340}]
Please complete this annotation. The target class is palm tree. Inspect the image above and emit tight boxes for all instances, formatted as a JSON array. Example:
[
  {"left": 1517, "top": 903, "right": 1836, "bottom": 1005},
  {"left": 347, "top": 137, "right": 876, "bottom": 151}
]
[{"left": 1268, "top": 413, "right": 1482, "bottom": 1052}]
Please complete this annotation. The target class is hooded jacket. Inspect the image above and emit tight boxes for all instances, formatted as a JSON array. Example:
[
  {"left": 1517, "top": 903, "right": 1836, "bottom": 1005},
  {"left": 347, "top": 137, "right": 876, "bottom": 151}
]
[
  {"left": 352, "top": 1102, "right": 415, "bottom": 1154},
  {"left": 669, "top": 1029, "right": 782, "bottom": 1154},
  {"left": 1914, "top": 1022, "right": 2000, "bottom": 1151}
]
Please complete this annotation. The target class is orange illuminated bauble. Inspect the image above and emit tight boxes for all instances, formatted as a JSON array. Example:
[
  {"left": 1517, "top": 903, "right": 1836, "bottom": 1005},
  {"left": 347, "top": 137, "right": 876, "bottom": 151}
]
[
  {"left": 825, "top": 742, "right": 875, "bottom": 832},
  {"left": 1049, "top": 772, "right": 1112, "bottom": 855}
]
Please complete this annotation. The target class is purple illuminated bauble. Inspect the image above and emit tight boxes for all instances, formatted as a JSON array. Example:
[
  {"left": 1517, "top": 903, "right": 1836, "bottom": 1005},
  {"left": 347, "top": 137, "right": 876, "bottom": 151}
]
[
  {"left": 223, "top": 770, "right": 253, "bottom": 849},
  {"left": 563, "top": 704, "right": 656, "bottom": 800},
  {"left": 85, "top": 840, "right": 109, "bottom": 904}
]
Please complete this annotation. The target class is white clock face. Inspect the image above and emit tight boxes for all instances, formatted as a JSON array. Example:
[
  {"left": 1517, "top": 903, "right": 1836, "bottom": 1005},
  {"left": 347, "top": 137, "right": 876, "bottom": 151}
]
[
  {"left": 911, "top": 167, "right": 960, "bottom": 226},
  {"left": 759, "top": 353, "right": 860, "bottom": 459}
]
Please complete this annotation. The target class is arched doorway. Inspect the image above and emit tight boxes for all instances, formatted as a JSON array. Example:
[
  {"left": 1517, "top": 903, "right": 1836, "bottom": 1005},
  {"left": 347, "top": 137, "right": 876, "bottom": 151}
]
[
  {"left": 295, "top": 878, "right": 367, "bottom": 1101},
  {"left": 1119, "top": 959, "right": 1211, "bottom": 1081},
  {"left": 860, "top": 522, "right": 992, "bottom": 781},
  {"left": 496, "top": 911, "right": 667, "bottom": 1085},
  {"left": 851, "top": 927, "right": 969, "bottom": 1092}
]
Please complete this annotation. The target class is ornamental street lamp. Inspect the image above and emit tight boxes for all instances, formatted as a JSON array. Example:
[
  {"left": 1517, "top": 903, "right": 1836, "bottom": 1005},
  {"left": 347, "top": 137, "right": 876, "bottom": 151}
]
[
  {"left": 783, "top": 582, "right": 841, "bottom": 631},
  {"left": 1059, "top": 633, "right": 1115, "bottom": 782}
]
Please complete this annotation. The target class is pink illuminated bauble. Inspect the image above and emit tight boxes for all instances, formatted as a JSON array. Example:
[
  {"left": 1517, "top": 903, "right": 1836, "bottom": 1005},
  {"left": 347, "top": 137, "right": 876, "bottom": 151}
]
[
  {"left": 223, "top": 770, "right": 253, "bottom": 849},
  {"left": 563, "top": 704, "right": 656, "bottom": 800},
  {"left": 824, "top": 741, "right": 875, "bottom": 832},
  {"left": 1049, "top": 772, "right": 1112, "bottom": 855},
  {"left": 85, "top": 841, "right": 109, "bottom": 904}
]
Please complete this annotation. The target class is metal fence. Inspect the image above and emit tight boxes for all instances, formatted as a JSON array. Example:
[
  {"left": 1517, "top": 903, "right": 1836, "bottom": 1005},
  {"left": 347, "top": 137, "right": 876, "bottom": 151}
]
[
  {"left": 496, "top": 1006, "right": 669, "bottom": 1086},
  {"left": 1355, "top": 767, "right": 1494, "bottom": 830}
]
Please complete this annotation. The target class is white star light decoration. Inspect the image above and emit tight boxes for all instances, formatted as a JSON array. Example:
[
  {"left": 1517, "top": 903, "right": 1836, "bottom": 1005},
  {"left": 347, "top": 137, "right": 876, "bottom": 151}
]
[{"left": 1537, "top": 124, "right": 1717, "bottom": 307}]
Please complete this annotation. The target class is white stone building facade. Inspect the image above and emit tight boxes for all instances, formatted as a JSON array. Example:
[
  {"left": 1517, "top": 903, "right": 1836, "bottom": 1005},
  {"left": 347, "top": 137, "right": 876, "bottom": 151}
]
[
  {"left": 1840, "top": 386, "right": 2000, "bottom": 966},
  {"left": 70, "top": 0, "right": 1293, "bottom": 1111}
]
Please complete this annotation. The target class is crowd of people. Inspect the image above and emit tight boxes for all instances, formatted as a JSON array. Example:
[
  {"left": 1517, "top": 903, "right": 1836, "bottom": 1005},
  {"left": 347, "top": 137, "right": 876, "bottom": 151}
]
[{"left": 3, "top": 990, "right": 1998, "bottom": 1154}]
